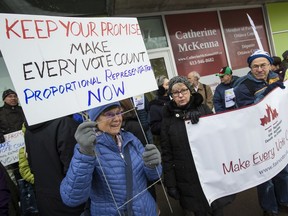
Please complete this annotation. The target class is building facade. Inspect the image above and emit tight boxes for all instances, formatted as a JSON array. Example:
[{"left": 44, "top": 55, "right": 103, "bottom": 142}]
[{"left": 0, "top": 1, "right": 288, "bottom": 102}]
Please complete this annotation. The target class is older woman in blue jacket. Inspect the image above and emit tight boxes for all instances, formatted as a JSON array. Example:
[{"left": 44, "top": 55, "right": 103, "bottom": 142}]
[{"left": 60, "top": 101, "right": 162, "bottom": 216}]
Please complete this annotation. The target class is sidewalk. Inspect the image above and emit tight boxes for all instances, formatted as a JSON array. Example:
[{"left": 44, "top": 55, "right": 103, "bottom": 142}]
[{"left": 156, "top": 184, "right": 287, "bottom": 216}]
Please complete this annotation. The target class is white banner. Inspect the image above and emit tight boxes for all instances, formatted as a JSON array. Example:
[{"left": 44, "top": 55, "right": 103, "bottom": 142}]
[
  {"left": 186, "top": 82, "right": 288, "bottom": 204},
  {"left": 0, "top": 130, "right": 25, "bottom": 166},
  {"left": 0, "top": 14, "right": 157, "bottom": 125}
]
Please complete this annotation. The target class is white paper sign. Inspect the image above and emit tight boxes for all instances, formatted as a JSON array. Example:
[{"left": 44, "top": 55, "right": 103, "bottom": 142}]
[
  {"left": 186, "top": 82, "right": 288, "bottom": 204},
  {"left": 0, "top": 14, "right": 157, "bottom": 125},
  {"left": 224, "top": 88, "right": 235, "bottom": 108},
  {"left": 133, "top": 94, "right": 145, "bottom": 110},
  {"left": 0, "top": 130, "right": 25, "bottom": 166}
]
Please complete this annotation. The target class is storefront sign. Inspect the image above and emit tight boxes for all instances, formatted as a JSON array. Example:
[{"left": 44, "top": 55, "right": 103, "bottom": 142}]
[
  {"left": 165, "top": 11, "right": 227, "bottom": 77},
  {"left": 220, "top": 8, "right": 270, "bottom": 69}
]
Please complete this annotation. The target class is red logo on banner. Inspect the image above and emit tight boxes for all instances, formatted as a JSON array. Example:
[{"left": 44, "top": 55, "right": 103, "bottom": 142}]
[{"left": 260, "top": 105, "right": 278, "bottom": 126}]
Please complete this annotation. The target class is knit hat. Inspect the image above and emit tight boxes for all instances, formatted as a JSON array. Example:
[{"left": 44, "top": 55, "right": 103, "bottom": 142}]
[
  {"left": 88, "top": 101, "right": 121, "bottom": 121},
  {"left": 247, "top": 49, "right": 273, "bottom": 67},
  {"left": 282, "top": 50, "right": 288, "bottom": 59},
  {"left": 272, "top": 56, "right": 282, "bottom": 66},
  {"left": 2, "top": 89, "right": 17, "bottom": 100},
  {"left": 215, "top": 66, "right": 232, "bottom": 77},
  {"left": 168, "top": 76, "right": 193, "bottom": 95}
]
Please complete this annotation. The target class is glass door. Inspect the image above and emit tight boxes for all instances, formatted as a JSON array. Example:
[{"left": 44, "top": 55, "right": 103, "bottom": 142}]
[{"left": 148, "top": 50, "right": 176, "bottom": 79}]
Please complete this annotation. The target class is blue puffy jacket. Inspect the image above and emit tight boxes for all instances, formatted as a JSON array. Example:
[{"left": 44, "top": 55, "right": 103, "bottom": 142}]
[{"left": 60, "top": 130, "right": 162, "bottom": 216}]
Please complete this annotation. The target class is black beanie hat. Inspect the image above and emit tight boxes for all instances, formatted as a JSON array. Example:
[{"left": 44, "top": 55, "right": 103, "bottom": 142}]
[
  {"left": 2, "top": 89, "right": 17, "bottom": 100},
  {"left": 282, "top": 50, "right": 288, "bottom": 59}
]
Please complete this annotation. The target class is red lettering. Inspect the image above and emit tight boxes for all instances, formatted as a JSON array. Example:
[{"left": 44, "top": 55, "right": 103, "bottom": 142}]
[
  {"left": 58, "top": 20, "right": 70, "bottom": 37},
  {"left": 88, "top": 22, "right": 98, "bottom": 37},
  {"left": 70, "top": 21, "right": 82, "bottom": 36},
  {"left": 222, "top": 158, "right": 250, "bottom": 174},
  {"left": 4, "top": 18, "right": 105, "bottom": 39},
  {"left": 34, "top": 20, "right": 47, "bottom": 39},
  {"left": 5, "top": 19, "right": 21, "bottom": 39},
  {"left": 21, "top": 20, "right": 34, "bottom": 39},
  {"left": 46, "top": 20, "right": 58, "bottom": 37}
]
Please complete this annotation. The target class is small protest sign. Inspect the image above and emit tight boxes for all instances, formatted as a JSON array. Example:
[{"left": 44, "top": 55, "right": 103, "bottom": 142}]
[{"left": 0, "top": 130, "right": 25, "bottom": 166}]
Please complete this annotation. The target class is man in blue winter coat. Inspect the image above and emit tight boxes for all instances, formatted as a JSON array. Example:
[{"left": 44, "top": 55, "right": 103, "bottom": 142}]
[{"left": 233, "top": 49, "right": 287, "bottom": 216}]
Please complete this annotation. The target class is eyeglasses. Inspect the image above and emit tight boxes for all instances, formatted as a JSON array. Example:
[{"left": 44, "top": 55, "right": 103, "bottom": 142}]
[
  {"left": 171, "top": 88, "right": 189, "bottom": 97},
  {"left": 102, "top": 110, "right": 123, "bottom": 119},
  {"left": 251, "top": 63, "right": 270, "bottom": 70}
]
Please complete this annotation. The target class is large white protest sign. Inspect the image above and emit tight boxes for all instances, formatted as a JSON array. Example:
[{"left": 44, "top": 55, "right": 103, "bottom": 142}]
[
  {"left": 186, "top": 82, "right": 288, "bottom": 204},
  {"left": 0, "top": 14, "right": 157, "bottom": 125},
  {"left": 0, "top": 130, "right": 25, "bottom": 166}
]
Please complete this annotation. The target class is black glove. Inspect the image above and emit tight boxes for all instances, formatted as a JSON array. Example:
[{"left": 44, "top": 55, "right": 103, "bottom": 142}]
[
  {"left": 0, "top": 132, "right": 5, "bottom": 143},
  {"left": 167, "top": 187, "right": 180, "bottom": 200},
  {"left": 184, "top": 111, "right": 201, "bottom": 124},
  {"left": 263, "top": 81, "right": 285, "bottom": 97}
]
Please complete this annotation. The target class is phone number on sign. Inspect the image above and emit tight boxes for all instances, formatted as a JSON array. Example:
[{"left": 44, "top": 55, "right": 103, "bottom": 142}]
[{"left": 189, "top": 57, "right": 214, "bottom": 65}]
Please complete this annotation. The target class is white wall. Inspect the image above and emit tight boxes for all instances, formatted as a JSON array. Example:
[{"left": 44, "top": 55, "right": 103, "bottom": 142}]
[{"left": 0, "top": 57, "right": 15, "bottom": 106}]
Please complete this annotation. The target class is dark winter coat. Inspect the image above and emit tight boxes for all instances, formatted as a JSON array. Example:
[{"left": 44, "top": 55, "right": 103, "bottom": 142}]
[
  {"left": 148, "top": 95, "right": 170, "bottom": 136},
  {"left": 25, "top": 116, "right": 85, "bottom": 216},
  {"left": 0, "top": 162, "right": 10, "bottom": 215},
  {"left": 0, "top": 103, "right": 25, "bottom": 135},
  {"left": 160, "top": 93, "right": 213, "bottom": 212},
  {"left": 133, "top": 96, "right": 154, "bottom": 143},
  {"left": 274, "top": 67, "right": 287, "bottom": 82},
  {"left": 0, "top": 162, "right": 20, "bottom": 216},
  {"left": 233, "top": 71, "right": 279, "bottom": 107}
]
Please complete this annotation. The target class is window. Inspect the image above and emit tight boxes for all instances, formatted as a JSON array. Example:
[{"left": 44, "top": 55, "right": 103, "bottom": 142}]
[{"left": 138, "top": 16, "right": 168, "bottom": 50}]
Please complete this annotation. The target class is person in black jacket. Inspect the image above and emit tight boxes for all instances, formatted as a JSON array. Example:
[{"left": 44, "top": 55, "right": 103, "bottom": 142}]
[
  {"left": 0, "top": 161, "right": 10, "bottom": 216},
  {"left": 0, "top": 89, "right": 26, "bottom": 188},
  {"left": 24, "top": 116, "right": 85, "bottom": 216},
  {"left": 0, "top": 89, "right": 25, "bottom": 142},
  {"left": 161, "top": 76, "right": 227, "bottom": 216},
  {"left": 0, "top": 161, "right": 20, "bottom": 216},
  {"left": 149, "top": 75, "right": 170, "bottom": 137}
]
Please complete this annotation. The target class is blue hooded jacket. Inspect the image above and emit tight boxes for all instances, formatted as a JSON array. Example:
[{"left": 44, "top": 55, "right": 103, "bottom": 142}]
[{"left": 60, "top": 129, "right": 162, "bottom": 216}]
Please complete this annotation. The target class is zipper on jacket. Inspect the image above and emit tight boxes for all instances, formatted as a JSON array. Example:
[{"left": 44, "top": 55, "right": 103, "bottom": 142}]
[
  {"left": 120, "top": 151, "right": 127, "bottom": 165},
  {"left": 116, "top": 134, "right": 127, "bottom": 165}
]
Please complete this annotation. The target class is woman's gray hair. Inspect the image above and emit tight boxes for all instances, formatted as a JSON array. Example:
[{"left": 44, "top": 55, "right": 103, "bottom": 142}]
[{"left": 156, "top": 75, "right": 167, "bottom": 87}]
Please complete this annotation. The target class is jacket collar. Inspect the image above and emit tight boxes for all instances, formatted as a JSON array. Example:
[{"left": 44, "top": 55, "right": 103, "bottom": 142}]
[{"left": 3, "top": 102, "right": 19, "bottom": 110}]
